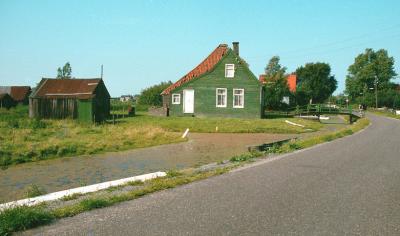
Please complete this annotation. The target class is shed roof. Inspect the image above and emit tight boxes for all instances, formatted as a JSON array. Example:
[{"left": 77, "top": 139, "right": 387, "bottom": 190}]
[
  {"left": 161, "top": 44, "right": 229, "bottom": 95},
  {"left": 10, "top": 86, "right": 31, "bottom": 102},
  {"left": 0, "top": 86, "right": 31, "bottom": 102},
  {"left": 0, "top": 93, "right": 12, "bottom": 100},
  {"left": 31, "top": 78, "right": 104, "bottom": 99}
]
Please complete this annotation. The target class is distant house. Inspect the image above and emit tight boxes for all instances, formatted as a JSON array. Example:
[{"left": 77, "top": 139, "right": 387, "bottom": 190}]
[
  {"left": 259, "top": 74, "right": 297, "bottom": 93},
  {"left": 161, "top": 42, "right": 263, "bottom": 118},
  {"left": 29, "top": 78, "right": 110, "bottom": 122},
  {"left": 0, "top": 93, "right": 14, "bottom": 109},
  {"left": 120, "top": 95, "right": 133, "bottom": 102},
  {"left": 0, "top": 86, "right": 31, "bottom": 105}
]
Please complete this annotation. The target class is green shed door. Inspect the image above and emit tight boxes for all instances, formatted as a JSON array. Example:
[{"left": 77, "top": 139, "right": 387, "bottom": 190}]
[{"left": 78, "top": 99, "right": 93, "bottom": 122}]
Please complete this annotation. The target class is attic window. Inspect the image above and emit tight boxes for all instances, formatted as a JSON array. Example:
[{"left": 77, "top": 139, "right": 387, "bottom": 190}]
[
  {"left": 225, "top": 64, "right": 235, "bottom": 78},
  {"left": 172, "top": 94, "right": 181, "bottom": 104}
]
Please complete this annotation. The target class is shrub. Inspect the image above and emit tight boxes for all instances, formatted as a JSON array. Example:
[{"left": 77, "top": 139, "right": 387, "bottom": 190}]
[{"left": 0, "top": 206, "right": 54, "bottom": 235}]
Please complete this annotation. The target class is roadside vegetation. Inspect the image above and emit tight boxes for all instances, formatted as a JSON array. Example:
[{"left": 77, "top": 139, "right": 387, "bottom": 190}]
[
  {"left": 0, "top": 105, "right": 322, "bottom": 168},
  {"left": 0, "top": 117, "right": 370, "bottom": 235},
  {"left": 368, "top": 109, "right": 400, "bottom": 120}
]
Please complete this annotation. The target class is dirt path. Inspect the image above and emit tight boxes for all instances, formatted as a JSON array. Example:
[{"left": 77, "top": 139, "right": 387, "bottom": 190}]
[{"left": 0, "top": 133, "right": 295, "bottom": 203}]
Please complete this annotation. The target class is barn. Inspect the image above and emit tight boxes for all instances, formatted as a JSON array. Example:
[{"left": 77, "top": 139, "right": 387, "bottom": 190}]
[
  {"left": 161, "top": 42, "right": 263, "bottom": 118},
  {"left": 0, "top": 86, "right": 31, "bottom": 105},
  {"left": 29, "top": 78, "right": 110, "bottom": 122},
  {"left": 0, "top": 93, "right": 14, "bottom": 109}
]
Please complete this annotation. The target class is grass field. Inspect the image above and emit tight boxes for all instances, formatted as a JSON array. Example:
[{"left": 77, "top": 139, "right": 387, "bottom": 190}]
[{"left": 0, "top": 106, "right": 322, "bottom": 168}]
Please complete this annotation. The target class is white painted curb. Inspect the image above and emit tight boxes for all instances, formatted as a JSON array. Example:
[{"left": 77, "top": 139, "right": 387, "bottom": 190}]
[
  {"left": 285, "top": 120, "right": 305, "bottom": 127},
  {"left": 0, "top": 171, "right": 166, "bottom": 211}
]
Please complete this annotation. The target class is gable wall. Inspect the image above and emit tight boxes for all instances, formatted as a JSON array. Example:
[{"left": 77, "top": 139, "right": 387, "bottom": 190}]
[{"left": 168, "top": 50, "right": 262, "bottom": 118}]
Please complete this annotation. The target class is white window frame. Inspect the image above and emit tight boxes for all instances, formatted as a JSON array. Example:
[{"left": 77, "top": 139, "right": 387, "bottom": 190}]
[
  {"left": 172, "top": 93, "right": 181, "bottom": 104},
  {"left": 233, "top": 89, "right": 244, "bottom": 108},
  {"left": 225, "top": 64, "right": 235, "bottom": 78},
  {"left": 216, "top": 88, "right": 227, "bottom": 108}
]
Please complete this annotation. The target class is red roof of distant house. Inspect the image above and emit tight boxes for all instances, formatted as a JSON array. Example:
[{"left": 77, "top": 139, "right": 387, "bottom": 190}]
[
  {"left": 258, "top": 74, "right": 297, "bottom": 92},
  {"left": 10, "top": 86, "right": 31, "bottom": 102},
  {"left": 287, "top": 74, "right": 297, "bottom": 92},
  {"left": 161, "top": 44, "right": 229, "bottom": 95},
  {"left": 32, "top": 78, "right": 105, "bottom": 99}
]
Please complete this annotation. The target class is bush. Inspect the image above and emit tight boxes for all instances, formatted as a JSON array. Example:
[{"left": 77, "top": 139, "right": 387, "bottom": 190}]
[
  {"left": 0, "top": 206, "right": 54, "bottom": 235},
  {"left": 137, "top": 81, "right": 172, "bottom": 106}
]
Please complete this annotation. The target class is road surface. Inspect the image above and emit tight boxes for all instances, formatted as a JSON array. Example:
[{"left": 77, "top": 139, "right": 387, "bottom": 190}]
[{"left": 23, "top": 114, "right": 400, "bottom": 235}]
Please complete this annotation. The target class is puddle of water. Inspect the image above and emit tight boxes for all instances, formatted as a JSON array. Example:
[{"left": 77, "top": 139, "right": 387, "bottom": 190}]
[{"left": 0, "top": 133, "right": 294, "bottom": 203}]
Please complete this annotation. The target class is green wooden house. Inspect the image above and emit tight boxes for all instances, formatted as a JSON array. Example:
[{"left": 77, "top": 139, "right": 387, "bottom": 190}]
[
  {"left": 161, "top": 42, "right": 263, "bottom": 118},
  {"left": 29, "top": 78, "right": 110, "bottom": 122}
]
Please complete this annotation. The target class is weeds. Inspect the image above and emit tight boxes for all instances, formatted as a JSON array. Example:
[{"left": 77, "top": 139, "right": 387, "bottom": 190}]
[
  {"left": 0, "top": 206, "right": 54, "bottom": 235},
  {"left": 25, "top": 185, "right": 46, "bottom": 198},
  {"left": 61, "top": 193, "right": 83, "bottom": 201}
]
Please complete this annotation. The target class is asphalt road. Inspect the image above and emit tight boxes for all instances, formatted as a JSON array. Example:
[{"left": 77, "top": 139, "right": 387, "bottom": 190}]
[{"left": 23, "top": 114, "right": 400, "bottom": 236}]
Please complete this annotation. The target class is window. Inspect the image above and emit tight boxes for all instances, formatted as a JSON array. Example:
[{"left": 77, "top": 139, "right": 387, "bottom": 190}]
[
  {"left": 216, "top": 88, "right": 227, "bottom": 107},
  {"left": 225, "top": 64, "right": 235, "bottom": 78},
  {"left": 233, "top": 89, "right": 244, "bottom": 108},
  {"left": 172, "top": 94, "right": 181, "bottom": 104}
]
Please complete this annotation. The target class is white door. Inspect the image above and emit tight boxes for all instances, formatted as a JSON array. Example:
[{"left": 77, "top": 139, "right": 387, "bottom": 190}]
[{"left": 183, "top": 89, "right": 194, "bottom": 113}]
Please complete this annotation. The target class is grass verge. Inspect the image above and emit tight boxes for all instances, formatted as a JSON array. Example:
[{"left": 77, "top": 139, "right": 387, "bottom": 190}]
[
  {"left": 0, "top": 206, "right": 54, "bottom": 236},
  {"left": 369, "top": 109, "right": 400, "bottom": 120}
]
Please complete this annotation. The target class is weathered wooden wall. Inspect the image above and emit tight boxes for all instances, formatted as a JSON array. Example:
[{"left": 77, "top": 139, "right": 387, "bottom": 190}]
[{"left": 29, "top": 98, "right": 78, "bottom": 119}]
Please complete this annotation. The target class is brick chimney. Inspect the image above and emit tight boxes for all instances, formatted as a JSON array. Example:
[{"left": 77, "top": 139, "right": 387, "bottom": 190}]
[{"left": 232, "top": 42, "right": 239, "bottom": 56}]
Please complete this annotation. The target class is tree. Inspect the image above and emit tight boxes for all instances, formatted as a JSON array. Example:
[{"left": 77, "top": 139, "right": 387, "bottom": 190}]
[
  {"left": 263, "top": 56, "right": 292, "bottom": 110},
  {"left": 295, "top": 62, "right": 337, "bottom": 104},
  {"left": 264, "top": 56, "right": 286, "bottom": 81},
  {"left": 345, "top": 48, "right": 397, "bottom": 100},
  {"left": 137, "top": 81, "right": 172, "bottom": 107},
  {"left": 57, "top": 62, "right": 72, "bottom": 79}
]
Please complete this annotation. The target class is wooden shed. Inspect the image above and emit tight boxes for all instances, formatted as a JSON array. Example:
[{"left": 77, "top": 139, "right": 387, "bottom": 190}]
[
  {"left": 0, "top": 93, "right": 14, "bottom": 109},
  {"left": 29, "top": 78, "right": 110, "bottom": 122}
]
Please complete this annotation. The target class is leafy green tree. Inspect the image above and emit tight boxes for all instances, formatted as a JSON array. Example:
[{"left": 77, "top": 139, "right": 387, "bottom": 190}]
[
  {"left": 137, "top": 81, "right": 172, "bottom": 107},
  {"left": 264, "top": 56, "right": 286, "bottom": 81},
  {"left": 345, "top": 48, "right": 397, "bottom": 100},
  {"left": 295, "top": 62, "right": 337, "bottom": 104},
  {"left": 57, "top": 62, "right": 72, "bottom": 79},
  {"left": 263, "top": 56, "right": 292, "bottom": 110}
]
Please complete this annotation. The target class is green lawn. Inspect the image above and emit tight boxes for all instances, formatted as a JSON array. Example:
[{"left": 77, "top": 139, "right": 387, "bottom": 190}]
[{"left": 0, "top": 106, "right": 322, "bottom": 168}]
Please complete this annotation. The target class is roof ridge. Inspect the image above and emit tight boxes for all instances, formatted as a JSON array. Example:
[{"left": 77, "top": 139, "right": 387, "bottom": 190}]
[{"left": 161, "top": 44, "right": 229, "bottom": 95}]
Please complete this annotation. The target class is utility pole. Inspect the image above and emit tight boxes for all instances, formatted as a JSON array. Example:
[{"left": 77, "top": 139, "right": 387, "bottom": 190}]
[
  {"left": 101, "top": 65, "right": 103, "bottom": 79},
  {"left": 374, "top": 75, "right": 378, "bottom": 108}
]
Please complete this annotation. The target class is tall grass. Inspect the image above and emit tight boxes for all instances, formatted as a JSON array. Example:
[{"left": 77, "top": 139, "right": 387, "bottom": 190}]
[{"left": 0, "top": 206, "right": 54, "bottom": 235}]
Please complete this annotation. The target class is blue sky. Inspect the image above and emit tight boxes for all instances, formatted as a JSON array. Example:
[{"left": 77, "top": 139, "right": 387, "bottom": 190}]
[{"left": 1, "top": 0, "right": 399, "bottom": 96}]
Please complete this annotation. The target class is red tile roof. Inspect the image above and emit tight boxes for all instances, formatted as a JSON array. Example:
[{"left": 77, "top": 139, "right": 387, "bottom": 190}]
[
  {"left": 33, "top": 78, "right": 103, "bottom": 99},
  {"left": 287, "top": 74, "right": 297, "bottom": 92},
  {"left": 259, "top": 73, "right": 297, "bottom": 92},
  {"left": 161, "top": 44, "right": 229, "bottom": 95},
  {"left": 10, "top": 86, "right": 31, "bottom": 102}
]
